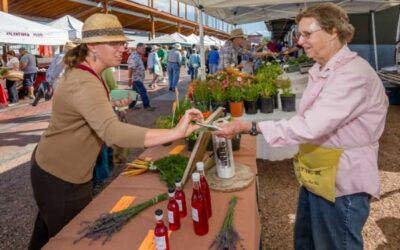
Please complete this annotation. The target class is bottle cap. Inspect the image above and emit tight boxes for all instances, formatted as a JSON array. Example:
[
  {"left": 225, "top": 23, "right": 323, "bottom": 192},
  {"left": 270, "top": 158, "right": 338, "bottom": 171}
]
[
  {"left": 196, "top": 161, "right": 204, "bottom": 171},
  {"left": 175, "top": 178, "right": 182, "bottom": 187},
  {"left": 168, "top": 186, "right": 176, "bottom": 196},
  {"left": 192, "top": 172, "right": 200, "bottom": 182},
  {"left": 155, "top": 209, "right": 163, "bottom": 220}
]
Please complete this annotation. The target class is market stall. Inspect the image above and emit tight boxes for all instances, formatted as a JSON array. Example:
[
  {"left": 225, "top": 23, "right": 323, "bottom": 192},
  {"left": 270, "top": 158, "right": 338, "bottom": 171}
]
[{"left": 43, "top": 136, "right": 260, "bottom": 250}]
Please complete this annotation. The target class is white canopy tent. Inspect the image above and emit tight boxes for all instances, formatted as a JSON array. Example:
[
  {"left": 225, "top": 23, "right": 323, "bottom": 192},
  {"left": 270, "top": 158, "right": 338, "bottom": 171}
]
[
  {"left": 0, "top": 11, "right": 69, "bottom": 45},
  {"left": 144, "top": 33, "right": 191, "bottom": 46},
  {"left": 47, "top": 15, "right": 83, "bottom": 40},
  {"left": 181, "top": 0, "right": 400, "bottom": 76}
]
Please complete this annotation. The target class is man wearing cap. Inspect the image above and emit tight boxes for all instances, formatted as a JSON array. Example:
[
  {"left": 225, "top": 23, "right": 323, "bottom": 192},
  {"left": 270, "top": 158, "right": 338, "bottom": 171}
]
[
  {"left": 218, "top": 28, "right": 246, "bottom": 70},
  {"left": 127, "top": 43, "right": 155, "bottom": 111},
  {"left": 167, "top": 43, "right": 182, "bottom": 92},
  {"left": 19, "top": 47, "right": 37, "bottom": 99}
]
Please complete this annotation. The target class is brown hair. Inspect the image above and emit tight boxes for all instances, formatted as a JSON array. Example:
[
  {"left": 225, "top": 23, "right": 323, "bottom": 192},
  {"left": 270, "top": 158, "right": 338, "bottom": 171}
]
[
  {"left": 296, "top": 3, "right": 354, "bottom": 44},
  {"left": 6, "top": 50, "right": 15, "bottom": 57},
  {"left": 63, "top": 44, "right": 89, "bottom": 71}
]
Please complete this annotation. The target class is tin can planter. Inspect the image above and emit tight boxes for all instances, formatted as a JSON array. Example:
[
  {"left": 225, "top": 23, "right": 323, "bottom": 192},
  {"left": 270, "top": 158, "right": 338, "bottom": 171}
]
[
  {"left": 244, "top": 99, "right": 258, "bottom": 114},
  {"left": 281, "top": 94, "right": 296, "bottom": 112},
  {"left": 229, "top": 101, "right": 244, "bottom": 117}
]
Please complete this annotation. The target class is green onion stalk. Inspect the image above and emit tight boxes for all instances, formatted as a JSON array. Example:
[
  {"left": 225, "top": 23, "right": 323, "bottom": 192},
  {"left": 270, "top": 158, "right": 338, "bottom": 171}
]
[
  {"left": 74, "top": 192, "right": 168, "bottom": 245},
  {"left": 209, "top": 196, "right": 245, "bottom": 250}
]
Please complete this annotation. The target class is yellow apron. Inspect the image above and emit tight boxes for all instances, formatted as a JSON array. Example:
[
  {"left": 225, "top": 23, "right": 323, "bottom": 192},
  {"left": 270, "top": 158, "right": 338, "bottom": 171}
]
[{"left": 293, "top": 144, "right": 343, "bottom": 202}]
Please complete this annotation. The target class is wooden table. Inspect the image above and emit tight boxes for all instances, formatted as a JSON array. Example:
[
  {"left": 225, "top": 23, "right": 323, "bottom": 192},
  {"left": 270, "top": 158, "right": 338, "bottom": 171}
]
[{"left": 43, "top": 135, "right": 260, "bottom": 250}]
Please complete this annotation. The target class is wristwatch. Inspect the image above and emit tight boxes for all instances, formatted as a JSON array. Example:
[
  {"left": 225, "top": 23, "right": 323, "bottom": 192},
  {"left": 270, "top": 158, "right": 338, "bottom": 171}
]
[{"left": 249, "top": 121, "right": 258, "bottom": 136}]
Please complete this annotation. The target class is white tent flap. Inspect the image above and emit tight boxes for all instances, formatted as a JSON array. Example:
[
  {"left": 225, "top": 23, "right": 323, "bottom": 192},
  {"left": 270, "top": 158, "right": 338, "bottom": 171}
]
[{"left": 0, "top": 11, "right": 69, "bottom": 45}]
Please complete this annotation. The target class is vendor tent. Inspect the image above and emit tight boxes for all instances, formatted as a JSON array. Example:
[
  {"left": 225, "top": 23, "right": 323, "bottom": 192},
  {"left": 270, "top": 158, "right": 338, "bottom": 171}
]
[
  {"left": 47, "top": 15, "right": 83, "bottom": 40},
  {"left": 144, "top": 33, "right": 191, "bottom": 46},
  {"left": 185, "top": 33, "right": 200, "bottom": 44},
  {"left": 0, "top": 11, "right": 69, "bottom": 45}
]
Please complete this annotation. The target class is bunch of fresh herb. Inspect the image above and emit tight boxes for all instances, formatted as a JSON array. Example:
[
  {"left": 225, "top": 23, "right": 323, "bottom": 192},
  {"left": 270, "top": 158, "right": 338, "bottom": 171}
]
[
  {"left": 75, "top": 193, "right": 168, "bottom": 245},
  {"left": 209, "top": 196, "right": 244, "bottom": 250},
  {"left": 154, "top": 154, "right": 189, "bottom": 186}
]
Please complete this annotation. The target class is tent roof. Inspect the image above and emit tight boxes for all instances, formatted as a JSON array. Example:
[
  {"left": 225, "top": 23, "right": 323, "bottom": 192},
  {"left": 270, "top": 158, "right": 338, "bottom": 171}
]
[
  {"left": 144, "top": 33, "right": 191, "bottom": 46},
  {"left": 0, "top": 11, "right": 69, "bottom": 45},
  {"left": 181, "top": 0, "right": 400, "bottom": 23},
  {"left": 48, "top": 15, "right": 83, "bottom": 32}
]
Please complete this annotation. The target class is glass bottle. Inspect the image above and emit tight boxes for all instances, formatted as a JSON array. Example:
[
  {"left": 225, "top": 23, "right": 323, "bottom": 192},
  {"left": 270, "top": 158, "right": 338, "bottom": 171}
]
[
  {"left": 167, "top": 186, "right": 181, "bottom": 231},
  {"left": 191, "top": 172, "right": 209, "bottom": 236},
  {"left": 196, "top": 161, "right": 212, "bottom": 218},
  {"left": 154, "top": 209, "right": 169, "bottom": 250},
  {"left": 174, "top": 178, "right": 187, "bottom": 218}
]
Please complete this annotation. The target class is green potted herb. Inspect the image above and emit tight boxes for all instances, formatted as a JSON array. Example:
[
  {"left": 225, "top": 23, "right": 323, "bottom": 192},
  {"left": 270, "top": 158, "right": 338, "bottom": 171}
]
[
  {"left": 227, "top": 85, "right": 244, "bottom": 117},
  {"left": 192, "top": 80, "right": 210, "bottom": 109},
  {"left": 208, "top": 80, "right": 227, "bottom": 111},
  {"left": 279, "top": 79, "right": 296, "bottom": 112},
  {"left": 242, "top": 83, "right": 260, "bottom": 114},
  {"left": 258, "top": 81, "right": 277, "bottom": 114}
]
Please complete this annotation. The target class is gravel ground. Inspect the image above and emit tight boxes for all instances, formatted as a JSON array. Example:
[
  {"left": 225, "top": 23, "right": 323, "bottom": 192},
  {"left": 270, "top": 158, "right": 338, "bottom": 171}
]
[
  {"left": 257, "top": 105, "right": 400, "bottom": 250},
  {"left": 0, "top": 102, "right": 399, "bottom": 250}
]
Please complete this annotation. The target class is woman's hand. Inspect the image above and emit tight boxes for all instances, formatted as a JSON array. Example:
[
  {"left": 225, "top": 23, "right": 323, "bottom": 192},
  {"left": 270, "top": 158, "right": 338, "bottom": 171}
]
[
  {"left": 172, "top": 108, "right": 204, "bottom": 138},
  {"left": 111, "top": 92, "right": 132, "bottom": 108},
  {"left": 212, "top": 120, "right": 249, "bottom": 139}
]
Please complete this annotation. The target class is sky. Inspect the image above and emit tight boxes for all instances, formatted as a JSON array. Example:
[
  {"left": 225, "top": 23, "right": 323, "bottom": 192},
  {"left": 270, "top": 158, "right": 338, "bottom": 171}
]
[{"left": 241, "top": 22, "right": 271, "bottom": 38}]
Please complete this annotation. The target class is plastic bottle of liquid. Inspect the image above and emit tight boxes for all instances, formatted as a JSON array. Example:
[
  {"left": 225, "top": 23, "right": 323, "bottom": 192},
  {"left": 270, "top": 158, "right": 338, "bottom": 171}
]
[
  {"left": 154, "top": 209, "right": 170, "bottom": 250},
  {"left": 167, "top": 186, "right": 181, "bottom": 231},
  {"left": 174, "top": 178, "right": 187, "bottom": 218},
  {"left": 191, "top": 172, "right": 209, "bottom": 236},
  {"left": 196, "top": 161, "right": 212, "bottom": 218}
]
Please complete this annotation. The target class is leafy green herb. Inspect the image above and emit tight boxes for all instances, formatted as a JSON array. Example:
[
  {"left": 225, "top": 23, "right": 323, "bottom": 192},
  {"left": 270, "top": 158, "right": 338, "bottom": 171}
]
[{"left": 154, "top": 155, "right": 189, "bottom": 186}]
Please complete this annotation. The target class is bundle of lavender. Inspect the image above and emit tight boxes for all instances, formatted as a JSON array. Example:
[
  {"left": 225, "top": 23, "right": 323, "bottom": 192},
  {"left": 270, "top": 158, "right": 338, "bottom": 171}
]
[
  {"left": 74, "top": 192, "right": 168, "bottom": 245},
  {"left": 209, "top": 196, "right": 245, "bottom": 250}
]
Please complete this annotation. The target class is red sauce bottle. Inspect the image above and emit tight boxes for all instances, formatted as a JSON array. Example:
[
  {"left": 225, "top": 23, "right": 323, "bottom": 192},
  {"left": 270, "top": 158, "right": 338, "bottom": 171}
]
[
  {"left": 167, "top": 186, "right": 181, "bottom": 231},
  {"left": 196, "top": 162, "right": 212, "bottom": 218},
  {"left": 154, "top": 209, "right": 170, "bottom": 250},
  {"left": 191, "top": 172, "right": 209, "bottom": 236},
  {"left": 174, "top": 178, "right": 187, "bottom": 218}
]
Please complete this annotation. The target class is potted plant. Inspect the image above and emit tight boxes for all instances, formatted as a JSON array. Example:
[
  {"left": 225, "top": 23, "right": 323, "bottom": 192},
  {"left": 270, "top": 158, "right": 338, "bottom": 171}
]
[
  {"left": 242, "top": 83, "right": 260, "bottom": 114},
  {"left": 255, "top": 63, "right": 282, "bottom": 109},
  {"left": 227, "top": 85, "right": 244, "bottom": 117},
  {"left": 192, "top": 80, "right": 210, "bottom": 110},
  {"left": 280, "top": 79, "right": 296, "bottom": 112},
  {"left": 208, "top": 80, "right": 227, "bottom": 111},
  {"left": 258, "top": 81, "right": 276, "bottom": 114},
  {"left": 155, "top": 115, "right": 175, "bottom": 146}
]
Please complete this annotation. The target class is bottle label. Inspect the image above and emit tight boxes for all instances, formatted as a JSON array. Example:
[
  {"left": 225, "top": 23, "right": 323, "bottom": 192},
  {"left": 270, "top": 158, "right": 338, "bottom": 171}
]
[
  {"left": 176, "top": 200, "right": 183, "bottom": 211},
  {"left": 154, "top": 236, "right": 167, "bottom": 249},
  {"left": 167, "top": 210, "right": 174, "bottom": 224},
  {"left": 191, "top": 207, "right": 199, "bottom": 222}
]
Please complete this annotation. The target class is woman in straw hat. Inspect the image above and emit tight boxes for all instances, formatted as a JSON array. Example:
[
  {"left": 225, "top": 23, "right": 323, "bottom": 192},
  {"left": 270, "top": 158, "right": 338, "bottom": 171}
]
[
  {"left": 28, "top": 13, "right": 203, "bottom": 250},
  {"left": 213, "top": 3, "right": 387, "bottom": 249}
]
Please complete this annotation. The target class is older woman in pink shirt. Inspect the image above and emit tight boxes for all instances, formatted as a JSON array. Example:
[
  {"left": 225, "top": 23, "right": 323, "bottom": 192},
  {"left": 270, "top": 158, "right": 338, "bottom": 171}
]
[{"left": 214, "top": 3, "right": 387, "bottom": 250}]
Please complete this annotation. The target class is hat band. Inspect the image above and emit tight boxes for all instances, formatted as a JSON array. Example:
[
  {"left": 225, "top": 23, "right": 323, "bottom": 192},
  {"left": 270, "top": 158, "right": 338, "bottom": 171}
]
[{"left": 82, "top": 28, "right": 124, "bottom": 39}]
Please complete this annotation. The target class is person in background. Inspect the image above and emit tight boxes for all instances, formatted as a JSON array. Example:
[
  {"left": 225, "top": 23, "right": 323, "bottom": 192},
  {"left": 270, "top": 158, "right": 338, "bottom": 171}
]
[
  {"left": 147, "top": 45, "right": 161, "bottom": 90},
  {"left": 213, "top": 3, "right": 387, "bottom": 249},
  {"left": 28, "top": 13, "right": 203, "bottom": 250},
  {"left": 157, "top": 45, "right": 168, "bottom": 83},
  {"left": 4, "top": 50, "right": 20, "bottom": 106},
  {"left": 19, "top": 47, "right": 37, "bottom": 99},
  {"left": 208, "top": 45, "right": 219, "bottom": 74},
  {"left": 218, "top": 28, "right": 246, "bottom": 70},
  {"left": 127, "top": 43, "right": 155, "bottom": 111},
  {"left": 167, "top": 43, "right": 182, "bottom": 92},
  {"left": 181, "top": 47, "right": 188, "bottom": 69},
  {"left": 188, "top": 49, "right": 201, "bottom": 80},
  {"left": 240, "top": 41, "right": 254, "bottom": 75}
]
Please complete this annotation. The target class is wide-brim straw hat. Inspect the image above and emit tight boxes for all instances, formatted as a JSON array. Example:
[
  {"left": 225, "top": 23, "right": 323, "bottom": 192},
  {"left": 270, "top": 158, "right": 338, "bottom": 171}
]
[
  {"left": 81, "top": 13, "right": 128, "bottom": 44},
  {"left": 229, "top": 28, "right": 246, "bottom": 40}
]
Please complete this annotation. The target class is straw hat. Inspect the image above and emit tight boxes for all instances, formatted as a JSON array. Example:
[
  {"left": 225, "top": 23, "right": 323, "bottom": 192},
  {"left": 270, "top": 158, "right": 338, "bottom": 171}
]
[
  {"left": 174, "top": 43, "right": 182, "bottom": 50},
  {"left": 229, "top": 28, "right": 246, "bottom": 40},
  {"left": 81, "top": 13, "right": 128, "bottom": 43},
  {"left": 64, "top": 41, "right": 77, "bottom": 50}
]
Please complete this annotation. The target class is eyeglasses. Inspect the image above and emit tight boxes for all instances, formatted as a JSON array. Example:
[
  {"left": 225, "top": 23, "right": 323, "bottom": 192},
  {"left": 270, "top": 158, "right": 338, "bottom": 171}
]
[
  {"left": 295, "top": 29, "right": 322, "bottom": 40},
  {"left": 96, "top": 41, "right": 127, "bottom": 49}
]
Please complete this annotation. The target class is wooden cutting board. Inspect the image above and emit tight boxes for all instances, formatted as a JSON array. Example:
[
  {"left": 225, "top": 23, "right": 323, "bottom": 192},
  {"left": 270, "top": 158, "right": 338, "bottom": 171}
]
[{"left": 205, "top": 162, "right": 255, "bottom": 192}]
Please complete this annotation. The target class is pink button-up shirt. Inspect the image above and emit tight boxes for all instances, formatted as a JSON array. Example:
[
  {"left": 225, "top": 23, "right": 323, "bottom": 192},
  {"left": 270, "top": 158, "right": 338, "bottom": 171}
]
[{"left": 259, "top": 45, "right": 388, "bottom": 198}]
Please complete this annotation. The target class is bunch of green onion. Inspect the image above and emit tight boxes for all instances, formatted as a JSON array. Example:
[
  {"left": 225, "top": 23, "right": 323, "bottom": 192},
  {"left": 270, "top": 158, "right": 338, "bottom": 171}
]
[{"left": 74, "top": 193, "right": 168, "bottom": 245}]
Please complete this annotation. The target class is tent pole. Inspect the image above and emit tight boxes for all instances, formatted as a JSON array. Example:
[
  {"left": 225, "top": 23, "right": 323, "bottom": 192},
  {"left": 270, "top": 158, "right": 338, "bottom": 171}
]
[
  {"left": 197, "top": 6, "right": 206, "bottom": 80},
  {"left": 396, "top": 6, "right": 400, "bottom": 42},
  {"left": 371, "top": 11, "right": 378, "bottom": 70}
]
